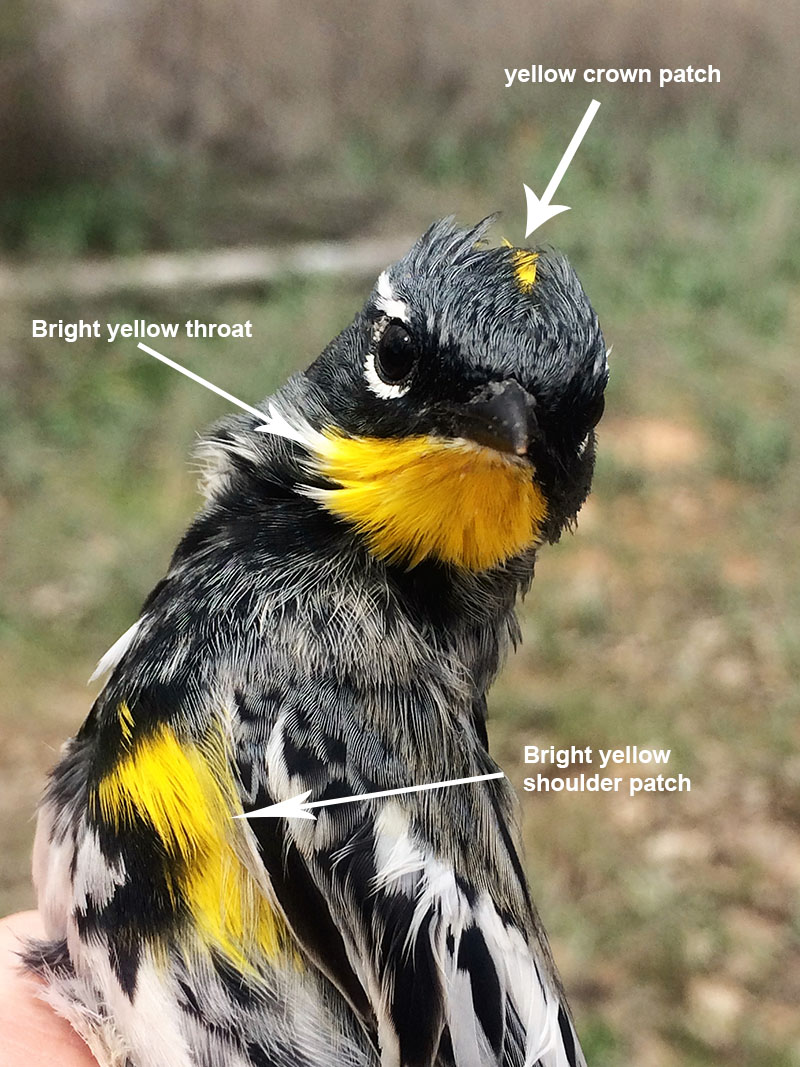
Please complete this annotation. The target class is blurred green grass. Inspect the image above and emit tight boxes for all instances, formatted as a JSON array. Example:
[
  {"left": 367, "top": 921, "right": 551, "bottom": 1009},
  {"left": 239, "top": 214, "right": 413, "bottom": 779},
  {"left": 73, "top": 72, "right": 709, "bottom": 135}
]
[{"left": 1, "top": 112, "right": 799, "bottom": 1065}]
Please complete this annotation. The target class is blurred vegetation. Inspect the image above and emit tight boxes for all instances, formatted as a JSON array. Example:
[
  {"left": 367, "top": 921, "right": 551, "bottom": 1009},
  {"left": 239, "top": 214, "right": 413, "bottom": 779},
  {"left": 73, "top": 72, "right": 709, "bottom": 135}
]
[
  {"left": 2, "top": 0, "right": 799, "bottom": 251},
  {"left": 1, "top": 2, "right": 800, "bottom": 1066}
]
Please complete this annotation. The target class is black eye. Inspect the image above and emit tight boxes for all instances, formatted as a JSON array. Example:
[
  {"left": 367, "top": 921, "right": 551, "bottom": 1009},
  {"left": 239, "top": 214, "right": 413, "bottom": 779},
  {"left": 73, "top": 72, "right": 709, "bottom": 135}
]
[{"left": 375, "top": 321, "right": 418, "bottom": 384}]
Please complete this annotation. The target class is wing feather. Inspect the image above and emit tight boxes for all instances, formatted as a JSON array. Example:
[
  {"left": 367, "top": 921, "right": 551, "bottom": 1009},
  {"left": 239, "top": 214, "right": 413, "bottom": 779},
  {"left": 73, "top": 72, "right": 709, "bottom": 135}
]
[{"left": 234, "top": 681, "right": 586, "bottom": 1067}]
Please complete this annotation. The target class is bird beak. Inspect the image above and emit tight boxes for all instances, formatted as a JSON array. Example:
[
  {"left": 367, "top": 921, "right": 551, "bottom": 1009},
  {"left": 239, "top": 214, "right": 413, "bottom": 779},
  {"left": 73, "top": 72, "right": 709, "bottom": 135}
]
[{"left": 459, "top": 379, "right": 539, "bottom": 457}]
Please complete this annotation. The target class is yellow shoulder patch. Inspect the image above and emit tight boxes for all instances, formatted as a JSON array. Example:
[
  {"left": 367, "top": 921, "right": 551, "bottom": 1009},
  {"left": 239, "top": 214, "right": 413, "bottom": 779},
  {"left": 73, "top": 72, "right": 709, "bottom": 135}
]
[
  {"left": 117, "top": 700, "right": 134, "bottom": 744},
  {"left": 92, "top": 717, "right": 298, "bottom": 971}
]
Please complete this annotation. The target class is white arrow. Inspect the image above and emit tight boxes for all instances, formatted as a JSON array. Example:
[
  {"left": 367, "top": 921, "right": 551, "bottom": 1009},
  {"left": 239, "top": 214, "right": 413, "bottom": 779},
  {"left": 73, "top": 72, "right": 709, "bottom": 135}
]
[
  {"left": 136, "top": 342, "right": 267, "bottom": 421},
  {"left": 523, "top": 99, "right": 601, "bottom": 237},
  {"left": 236, "top": 771, "right": 506, "bottom": 821}
]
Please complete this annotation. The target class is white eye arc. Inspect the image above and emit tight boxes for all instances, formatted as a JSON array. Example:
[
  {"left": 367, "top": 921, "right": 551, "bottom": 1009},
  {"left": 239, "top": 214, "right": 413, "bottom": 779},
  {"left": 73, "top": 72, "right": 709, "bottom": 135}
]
[
  {"left": 366, "top": 273, "right": 416, "bottom": 399},
  {"left": 365, "top": 349, "right": 412, "bottom": 399}
]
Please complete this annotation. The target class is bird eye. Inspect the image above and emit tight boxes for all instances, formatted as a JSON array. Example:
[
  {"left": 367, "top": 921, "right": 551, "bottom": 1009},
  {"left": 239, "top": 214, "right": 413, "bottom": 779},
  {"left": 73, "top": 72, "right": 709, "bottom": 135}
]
[{"left": 375, "top": 322, "right": 418, "bottom": 384}]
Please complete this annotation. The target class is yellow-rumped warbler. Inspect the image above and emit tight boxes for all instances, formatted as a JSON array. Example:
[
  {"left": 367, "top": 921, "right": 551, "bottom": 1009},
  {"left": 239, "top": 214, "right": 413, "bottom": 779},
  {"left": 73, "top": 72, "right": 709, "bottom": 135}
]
[{"left": 27, "top": 218, "right": 607, "bottom": 1067}]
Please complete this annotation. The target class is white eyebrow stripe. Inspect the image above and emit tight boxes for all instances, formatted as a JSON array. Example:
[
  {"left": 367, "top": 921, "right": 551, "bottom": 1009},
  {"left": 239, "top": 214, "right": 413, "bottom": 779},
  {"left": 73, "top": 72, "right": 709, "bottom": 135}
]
[{"left": 375, "top": 271, "right": 410, "bottom": 323}]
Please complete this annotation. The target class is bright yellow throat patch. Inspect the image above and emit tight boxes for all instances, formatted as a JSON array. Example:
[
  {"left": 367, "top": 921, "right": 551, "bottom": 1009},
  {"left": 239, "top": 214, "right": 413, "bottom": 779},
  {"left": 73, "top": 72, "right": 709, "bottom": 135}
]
[{"left": 311, "top": 433, "right": 547, "bottom": 571}]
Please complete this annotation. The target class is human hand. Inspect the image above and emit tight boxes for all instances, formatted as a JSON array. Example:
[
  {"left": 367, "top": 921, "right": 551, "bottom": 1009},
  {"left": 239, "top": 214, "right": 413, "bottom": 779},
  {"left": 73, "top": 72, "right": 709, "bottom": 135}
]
[{"left": 0, "top": 911, "right": 97, "bottom": 1066}]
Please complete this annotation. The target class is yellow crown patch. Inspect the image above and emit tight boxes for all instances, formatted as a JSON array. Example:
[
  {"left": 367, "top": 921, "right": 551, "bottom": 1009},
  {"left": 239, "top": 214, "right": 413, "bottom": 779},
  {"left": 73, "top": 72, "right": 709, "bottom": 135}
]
[{"left": 512, "top": 249, "right": 538, "bottom": 293}]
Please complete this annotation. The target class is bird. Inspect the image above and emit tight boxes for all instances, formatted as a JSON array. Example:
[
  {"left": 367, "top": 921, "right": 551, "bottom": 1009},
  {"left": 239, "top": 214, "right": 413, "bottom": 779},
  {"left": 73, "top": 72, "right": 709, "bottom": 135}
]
[{"left": 26, "top": 217, "right": 608, "bottom": 1067}]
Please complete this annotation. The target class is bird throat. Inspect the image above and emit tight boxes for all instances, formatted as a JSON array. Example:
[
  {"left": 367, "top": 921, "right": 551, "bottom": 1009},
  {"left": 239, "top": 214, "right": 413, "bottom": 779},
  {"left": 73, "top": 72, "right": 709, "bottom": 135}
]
[{"left": 308, "top": 431, "right": 547, "bottom": 571}]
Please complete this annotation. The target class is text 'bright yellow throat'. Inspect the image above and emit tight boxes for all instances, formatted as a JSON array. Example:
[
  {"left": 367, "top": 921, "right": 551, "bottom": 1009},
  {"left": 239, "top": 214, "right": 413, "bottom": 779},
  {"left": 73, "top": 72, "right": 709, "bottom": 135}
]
[{"left": 313, "top": 433, "right": 548, "bottom": 571}]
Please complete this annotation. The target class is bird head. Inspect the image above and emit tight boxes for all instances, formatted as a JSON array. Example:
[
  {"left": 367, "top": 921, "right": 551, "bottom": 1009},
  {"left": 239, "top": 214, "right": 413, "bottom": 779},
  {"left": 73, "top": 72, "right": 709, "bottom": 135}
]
[{"left": 255, "top": 217, "right": 608, "bottom": 572}]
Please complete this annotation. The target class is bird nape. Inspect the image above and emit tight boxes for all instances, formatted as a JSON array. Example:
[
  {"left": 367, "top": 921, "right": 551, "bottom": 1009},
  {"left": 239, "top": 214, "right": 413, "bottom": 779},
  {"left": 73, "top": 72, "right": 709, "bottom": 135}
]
[{"left": 27, "top": 217, "right": 608, "bottom": 1067}]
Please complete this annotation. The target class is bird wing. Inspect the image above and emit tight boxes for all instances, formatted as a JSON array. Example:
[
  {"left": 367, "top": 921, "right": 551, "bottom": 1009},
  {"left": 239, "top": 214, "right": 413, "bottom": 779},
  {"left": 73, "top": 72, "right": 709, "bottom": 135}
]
[
  {"left": 54, "top": 622, "right": 583, "bottom": 1067},
  {"left": 33, "top": 678, "right": 377, "bottom": 1067},
  {"left": 234, "top": 681, "right": 587, "bottom": 1067}
]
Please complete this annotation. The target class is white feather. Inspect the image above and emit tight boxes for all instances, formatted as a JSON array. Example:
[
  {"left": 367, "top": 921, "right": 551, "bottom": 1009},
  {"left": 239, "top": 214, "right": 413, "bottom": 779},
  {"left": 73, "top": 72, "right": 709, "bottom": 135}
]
[
  {"left": 372, "top": 804, "right": 426, "bottom": 894},
  {"left": 72, "top": 830, "right": 127, "bottom": 912},
  {"left": 32, "top": 800, "right": 73, "bottom": 938},
  {"left": 47, "top": 929, "right": 195, "bottom": 1067},
  {"left": 375, "top": 271, "right": 410, "bottom": 323},
  {"left": 88, "top": 619, "right": 143, "bottom": 684},
  {"left": 402, "top": 861, "right": 576, "bottom": 1067},
  {"left": 473, "top": 899, "right": 568, "bottom": 1067},
  {"left": 120, "top": 956, "right": 196, "bottom": 1067},
  {"left": 446, "top": 964, "right": 496, "bottom": 1067},
  {"left": 407, "top": 856, "right": 471, "bottom": 948},
  {"left": 255, "top": 403, "right": 328, "bottom": 453}
]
